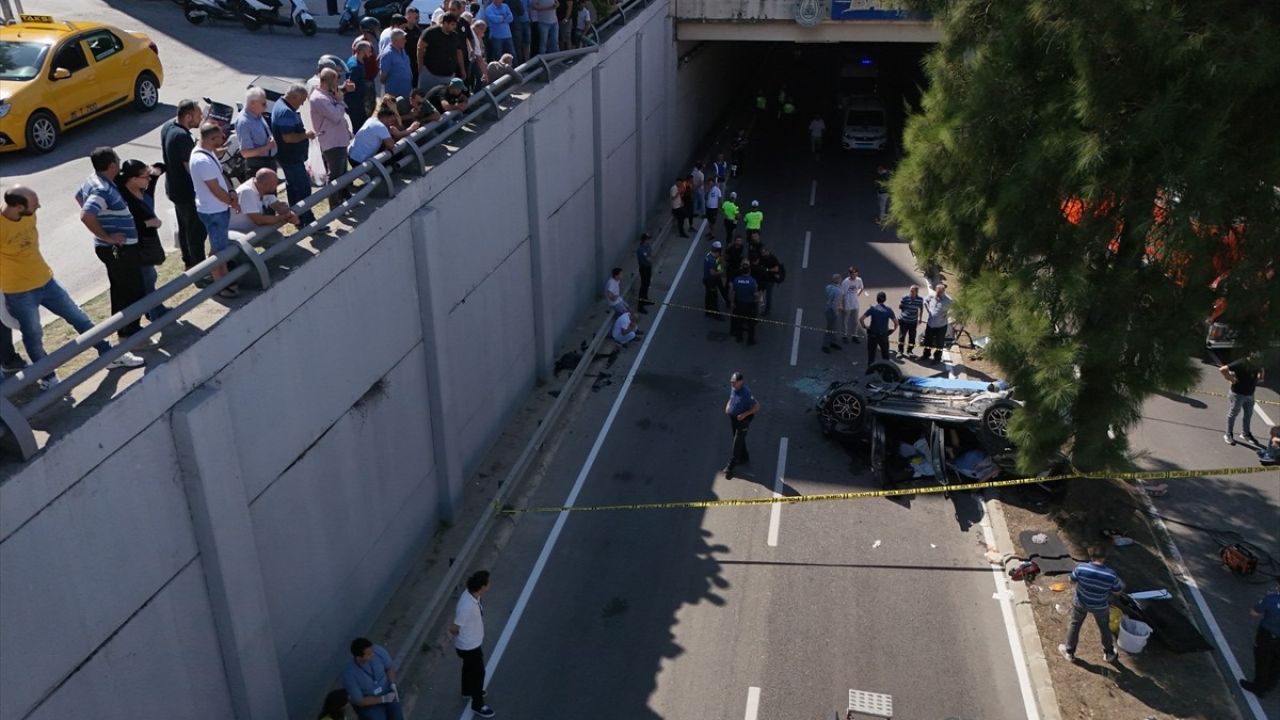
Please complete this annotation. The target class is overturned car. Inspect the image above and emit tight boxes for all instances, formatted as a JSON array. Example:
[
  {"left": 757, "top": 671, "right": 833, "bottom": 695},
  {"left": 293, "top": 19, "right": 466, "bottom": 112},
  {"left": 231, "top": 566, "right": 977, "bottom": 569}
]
[{"left": 816, "top": 362, "right": 1023, "bottom": 487}]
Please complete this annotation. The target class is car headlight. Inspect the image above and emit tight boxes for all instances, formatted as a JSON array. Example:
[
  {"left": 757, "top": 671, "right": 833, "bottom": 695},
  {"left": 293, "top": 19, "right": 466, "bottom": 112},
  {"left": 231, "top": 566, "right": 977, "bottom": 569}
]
[{"left": 0, "top": 101, "right": 11, "bottom": 119}]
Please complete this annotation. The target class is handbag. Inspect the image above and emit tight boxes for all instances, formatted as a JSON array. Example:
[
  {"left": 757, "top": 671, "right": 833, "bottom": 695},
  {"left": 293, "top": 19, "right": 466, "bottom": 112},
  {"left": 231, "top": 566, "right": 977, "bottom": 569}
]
[{"left": 136, "top": 235, "right": 166, "bottom": 266}]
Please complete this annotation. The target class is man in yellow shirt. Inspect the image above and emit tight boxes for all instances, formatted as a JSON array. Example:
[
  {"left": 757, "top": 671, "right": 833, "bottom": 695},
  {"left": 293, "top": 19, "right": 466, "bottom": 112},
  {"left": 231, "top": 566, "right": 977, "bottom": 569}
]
[
  {"left": 2, "top": 187, "right": 144, "bottom": 390},
  {"left": 744, "top": 200, "right": 764, "bottom": 234}
]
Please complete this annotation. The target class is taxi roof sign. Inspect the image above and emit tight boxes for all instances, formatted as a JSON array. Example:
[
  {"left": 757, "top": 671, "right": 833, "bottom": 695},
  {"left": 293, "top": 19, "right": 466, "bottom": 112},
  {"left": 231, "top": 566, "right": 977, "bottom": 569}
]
[{"left": 19, "top": 14, "right": 56, "bottom": 23}]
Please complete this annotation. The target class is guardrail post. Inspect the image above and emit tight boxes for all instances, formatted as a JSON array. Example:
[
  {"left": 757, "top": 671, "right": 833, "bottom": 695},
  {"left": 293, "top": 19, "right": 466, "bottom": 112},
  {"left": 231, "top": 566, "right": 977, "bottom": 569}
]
[
  {"left": 229, "top": 236, "right": 272, "bottom": 290},
  {"left": 537, "top": 55, "right": 554, "bottom": 83},
  {"left": 400, "top": 135, "right": 428, "bottom": 176},
  {"left": 0, "top": 394, "right": 38, "bottom": 460},
  {"left": 366, "top": 157, "right": 397, "bottom": 198},
  {"left": 479, "top": 86, "right": 503, "bottom": 121},
  {"left": 410, "top": 206, "right": 467, "bottom": 520}
]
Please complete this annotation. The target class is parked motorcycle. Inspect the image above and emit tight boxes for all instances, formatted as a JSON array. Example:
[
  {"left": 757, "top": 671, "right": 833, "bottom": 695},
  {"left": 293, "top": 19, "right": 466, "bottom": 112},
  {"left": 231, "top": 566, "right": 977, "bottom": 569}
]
[
  {"left": 184, "top": 0, "right": 255, "bottom": 27},
  {"left": 337, "top": 0, "right": 403, "bottom": 34},
  {"left": 202, "top": 97, "right": 250, "bottom": 184},
  {"left": 242, "top": 0, "right": 319, "bottom": 35}
]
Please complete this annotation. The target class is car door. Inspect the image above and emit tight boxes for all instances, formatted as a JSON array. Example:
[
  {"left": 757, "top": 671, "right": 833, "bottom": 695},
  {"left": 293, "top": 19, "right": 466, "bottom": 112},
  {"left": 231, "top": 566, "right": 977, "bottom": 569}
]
[
  {"left": 929, "top": 421, "right": 951, "bottom": 486},
  {"left": 45, "top": 35, "right": 97, "bottom": 127},
  {"left": 81, "top": 29, "right": 129, "bottom": 112}
]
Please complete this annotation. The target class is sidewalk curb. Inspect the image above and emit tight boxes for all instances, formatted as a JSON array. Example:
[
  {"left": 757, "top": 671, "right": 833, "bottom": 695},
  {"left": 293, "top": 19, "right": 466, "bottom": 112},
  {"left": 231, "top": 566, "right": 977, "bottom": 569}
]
[{"left": 984, "top": 494, "right": 1063, "bottom": 720}]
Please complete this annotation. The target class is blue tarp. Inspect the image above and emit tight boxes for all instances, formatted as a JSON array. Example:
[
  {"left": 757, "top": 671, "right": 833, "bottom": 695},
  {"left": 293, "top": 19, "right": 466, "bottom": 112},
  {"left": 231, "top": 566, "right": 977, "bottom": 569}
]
[{"left": 902, "top": 377, "right": 1008, "bottom": 392}]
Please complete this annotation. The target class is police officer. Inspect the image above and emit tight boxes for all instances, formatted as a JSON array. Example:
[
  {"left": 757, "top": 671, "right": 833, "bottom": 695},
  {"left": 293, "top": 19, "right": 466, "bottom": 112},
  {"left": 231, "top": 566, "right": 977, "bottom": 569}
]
[
  {"left": 1241, "top": 579, "right": 1280, "bottom": 698},
  {"left": 730, "top": 261, "right": 758, "bottom": 345},
  {"left": 744, "top": 200, "right": 764, "bottom": 236},
  {"left": 722, "top": 371, "right": 761, "bottom": 479},
  {"left": 702, "top": 241, "right": 724, "bottom": 319},
  {"left": 721, "top": 191, "right": 739, "bottom": 239}
]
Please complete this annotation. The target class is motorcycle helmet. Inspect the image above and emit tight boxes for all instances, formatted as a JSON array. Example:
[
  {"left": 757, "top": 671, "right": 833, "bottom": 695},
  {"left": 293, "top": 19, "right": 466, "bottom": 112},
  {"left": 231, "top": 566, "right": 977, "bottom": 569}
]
[
  {"left": 359, "top": 16, "right": 381, "bottom": 32},
  {"left": 317, "top": 54, "right": 348, "bottom": 82}
]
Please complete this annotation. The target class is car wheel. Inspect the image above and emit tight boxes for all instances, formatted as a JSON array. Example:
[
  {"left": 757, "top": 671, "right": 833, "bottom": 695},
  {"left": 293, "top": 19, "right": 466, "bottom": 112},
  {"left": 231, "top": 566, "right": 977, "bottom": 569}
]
[
  {"left": 133, "top": 72, "right": 160, "bottom": 112},
  {"left": 184, "top": 7, "right": 206, "bottom": 24},
  {"left": 820, "top": 387, "right": 867, "bottom": 434},
  {"left": 980, "top": 399, "right": 1018, "bottom": 444},
  {"left": 866, "top": 360, "right": 903, "bottom": 383},
  {"left": 25, "top": 111, "right": 59, "bottom": 153},
  {"left": 242, "top": 13, "right": 262, "bottom": 31}
]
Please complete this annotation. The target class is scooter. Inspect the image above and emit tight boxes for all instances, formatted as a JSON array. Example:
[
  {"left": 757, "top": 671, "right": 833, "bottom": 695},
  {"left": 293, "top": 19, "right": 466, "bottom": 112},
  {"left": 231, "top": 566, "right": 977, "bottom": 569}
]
[
  {"left": 184, "top": 0, "right": 256, "bottom": 27},
  {"left": 337, "top": 0, "right": 402, "bottom": 33},
  {"left": 202, "top": 97, "right": 250, "bottom": 184},
  {"left": 242, "top": 0, "right": 319, "bottom": 35}
]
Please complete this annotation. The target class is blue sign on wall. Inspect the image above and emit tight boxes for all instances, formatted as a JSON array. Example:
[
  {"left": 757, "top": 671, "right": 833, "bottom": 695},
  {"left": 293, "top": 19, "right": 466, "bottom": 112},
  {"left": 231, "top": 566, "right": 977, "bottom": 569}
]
[{"left": 830, "top": 0, "right": 915, "bottom": 21}]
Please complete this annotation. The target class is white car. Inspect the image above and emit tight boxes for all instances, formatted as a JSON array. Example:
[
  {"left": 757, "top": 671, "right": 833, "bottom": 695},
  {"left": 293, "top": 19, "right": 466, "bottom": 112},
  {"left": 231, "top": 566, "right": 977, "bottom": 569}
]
[{"left": 840, "top": 97, "right": 888, "bottom": 152}]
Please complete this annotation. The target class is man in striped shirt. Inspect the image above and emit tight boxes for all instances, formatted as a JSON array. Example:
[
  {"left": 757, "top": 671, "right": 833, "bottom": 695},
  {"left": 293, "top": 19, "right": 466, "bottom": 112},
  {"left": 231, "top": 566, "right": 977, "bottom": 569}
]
[
  {"left": 897, "top": 284, "right": 923, "bottom": 356},
  {"left": 1059, "top": 546, "right": 1125, "bottom": 663},
  {"left": 78, "top": 147, "right": 145, "bottom": 340}
]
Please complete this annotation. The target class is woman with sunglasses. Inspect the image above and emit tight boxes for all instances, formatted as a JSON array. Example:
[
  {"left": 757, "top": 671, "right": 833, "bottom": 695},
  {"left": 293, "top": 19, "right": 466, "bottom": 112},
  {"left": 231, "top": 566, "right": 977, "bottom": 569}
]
[{"left": 114, "top": 159, "right": 172, "bottom": 327}]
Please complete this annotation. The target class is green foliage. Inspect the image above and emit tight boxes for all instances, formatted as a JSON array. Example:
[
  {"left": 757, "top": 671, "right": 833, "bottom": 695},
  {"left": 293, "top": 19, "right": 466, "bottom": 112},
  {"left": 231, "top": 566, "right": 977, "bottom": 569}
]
[{"left": 892, "top": 0, "right": 1280, "bottom": 471}]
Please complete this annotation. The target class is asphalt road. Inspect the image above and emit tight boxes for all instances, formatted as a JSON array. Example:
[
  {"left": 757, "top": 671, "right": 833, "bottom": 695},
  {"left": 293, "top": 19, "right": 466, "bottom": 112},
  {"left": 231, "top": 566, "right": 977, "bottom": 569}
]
[
  {"left": 3, "top": 0, "right": 336, "bottom": 307},
  {"left": 404, "top": 123, "right": 1036, "bottom": 719},
  {"left": 1131, "top": 361, "right": 1280, "bottom": 720}
]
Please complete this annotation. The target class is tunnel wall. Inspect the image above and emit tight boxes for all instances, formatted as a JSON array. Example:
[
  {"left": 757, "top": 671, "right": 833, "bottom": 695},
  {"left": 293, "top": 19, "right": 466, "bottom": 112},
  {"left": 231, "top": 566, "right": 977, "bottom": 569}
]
[{"left": 0, "top": 5, "right": 752, "bottom": 719}]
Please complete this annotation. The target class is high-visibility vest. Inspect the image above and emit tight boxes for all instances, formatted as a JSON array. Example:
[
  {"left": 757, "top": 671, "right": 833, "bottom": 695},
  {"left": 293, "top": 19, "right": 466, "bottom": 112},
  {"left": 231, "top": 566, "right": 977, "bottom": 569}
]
[
  {"left": 755, "top": 95, "right": 767, "bottom": 110},
  {"left": 782, "top": 101, "right": 795, "bottom": 115},
  {"left": 744, "top": 210, "right": 763, "bottom": 230},
  {"left": 721, "top": 200, "right": 739, "bottom": 221}
]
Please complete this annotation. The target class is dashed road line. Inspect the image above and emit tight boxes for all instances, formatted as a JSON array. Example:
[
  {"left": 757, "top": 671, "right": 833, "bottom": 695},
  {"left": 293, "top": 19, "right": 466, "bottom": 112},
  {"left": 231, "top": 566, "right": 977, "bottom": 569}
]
[
  {"left": 789, "top": 309, "right": 802, "bottom": 366},
  {"left": 768, "top": 438, "right": 787, "bottom": 547},
  {"left": 802, "top": 230, "right": 811, "bottom": 269},
  {"left": 809, "top": 180, "right": 817, "bottom": 207},
  {"left": 744, "top": 686, "right": 762, "bottom": 720}
]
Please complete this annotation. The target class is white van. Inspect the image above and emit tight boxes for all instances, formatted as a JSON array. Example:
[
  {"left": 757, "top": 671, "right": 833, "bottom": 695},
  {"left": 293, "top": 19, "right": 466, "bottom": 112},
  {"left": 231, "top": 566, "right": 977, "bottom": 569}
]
[{"left": 841, "top": 97, "right": 889, "bottom": 152}]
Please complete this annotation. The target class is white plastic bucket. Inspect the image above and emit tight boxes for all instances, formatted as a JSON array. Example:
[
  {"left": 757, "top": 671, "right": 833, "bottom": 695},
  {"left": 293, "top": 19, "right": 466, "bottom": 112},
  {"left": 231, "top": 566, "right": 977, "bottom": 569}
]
[{"left": 1117, "top": 618, "right": 1153, "bottom": 654}]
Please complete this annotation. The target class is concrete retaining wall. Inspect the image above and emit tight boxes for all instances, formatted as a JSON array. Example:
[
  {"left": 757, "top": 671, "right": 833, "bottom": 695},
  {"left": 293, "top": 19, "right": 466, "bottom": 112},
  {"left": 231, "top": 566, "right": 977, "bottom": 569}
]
[{"left": 0, "top": 5, "right": 750, "bottom": 718}]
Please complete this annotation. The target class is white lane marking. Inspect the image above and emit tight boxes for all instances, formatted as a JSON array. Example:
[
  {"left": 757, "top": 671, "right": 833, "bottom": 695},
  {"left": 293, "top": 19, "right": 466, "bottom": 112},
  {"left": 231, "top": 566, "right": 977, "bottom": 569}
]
[
  {"left": 744, "top": 686, "right": 762, "bottom": 720},
  {"left": 802, "top": 230, "right": 811, "bottom": 269},
  {"left": 789, "top": 309, "right": 802, "bottom": 367},
  {"left": 809, "top": 180, "right": 817, "bottom": 207},
  {"left": 1253, "top": 402, "right": 1275, "bottom": 428},
  {"left": 767, "top": 438, "right": 787, "bottom": 547},
  {"left": 1142, "top": 490, "right": 1270, "bottom": 720},
  {"left": 460, "top": 221, "right": 707, "bottom": 720},
  {"left": 978, "top": 500, "right": 1041, "bottom": 720}
]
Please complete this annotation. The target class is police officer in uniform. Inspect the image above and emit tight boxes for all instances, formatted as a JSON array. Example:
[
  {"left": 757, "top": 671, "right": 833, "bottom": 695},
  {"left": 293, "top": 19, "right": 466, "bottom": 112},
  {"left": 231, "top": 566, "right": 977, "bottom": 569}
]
[
  {"left": 722, "top": 371, "right": 761, "bottom": 479},
  {"left": 730, "top": 261, "right": 758, "bottom": 345}
]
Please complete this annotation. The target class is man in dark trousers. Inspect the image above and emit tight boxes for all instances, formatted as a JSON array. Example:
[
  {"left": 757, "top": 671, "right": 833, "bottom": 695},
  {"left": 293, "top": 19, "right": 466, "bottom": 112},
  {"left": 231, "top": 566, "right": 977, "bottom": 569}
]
[
  {"left": 1241, "top": 579, "right": 1280, "bottom": 697},
  {"left": 635, "top": 232, "right": 653, "bottom": 313},
  {"left": 1221, "top": 358, "right": 1264, "bottom": 446},
  {"left": 730, "top": 261, "right": 758, "bottom": 345},
  {"left": 450, "top": 570, "right": 495, "bottom": 718},
  {"left": 702, "top": 242, "right": 723, "bottom": 318},
  {"left": 722, "top": 371, "right": 761, "bottom": 479},
  {"left": 160, "top": 99, "right": 206, "bottom": 270},
  {"left": 861, "top": 291, "right": 897, "bottom": 366},
  {"left": 897, "top": 284, "right": 923, "bottom": 356},
  {"left": 1058, "top": 546, "right": 1125, "bottom": 663}
]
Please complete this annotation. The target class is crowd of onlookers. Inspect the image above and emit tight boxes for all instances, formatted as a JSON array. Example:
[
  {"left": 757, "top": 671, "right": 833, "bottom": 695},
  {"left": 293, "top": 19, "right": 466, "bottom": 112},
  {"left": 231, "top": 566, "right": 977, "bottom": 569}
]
[{"left": 1, "top": 0, "right": 625, "bottom": 393}]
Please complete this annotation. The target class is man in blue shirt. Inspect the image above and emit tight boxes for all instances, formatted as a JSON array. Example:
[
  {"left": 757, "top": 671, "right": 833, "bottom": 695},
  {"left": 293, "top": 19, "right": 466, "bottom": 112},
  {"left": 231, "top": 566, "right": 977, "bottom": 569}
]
[
  {"left": 235, "top": 87, "right": 277, "bottom": 173},
  {"left": 1241, "top": 579, "right": 1280, "bottom": 697},
  {"left": 270, "top": 85, "right": 317, "bottom": 226},
  {"left": 379, "top": 29, "right": 414, "bottom": 98},
  {"left": 722, "top": 371, "right": 761, "bottom": 479},
  {"left": 77, "top": 147, "right": 145, "bottom": 340},
  {"left": 1059, "top": 546, "right": 1125, "bottom": 663},
  {"left": 730, "top": 261, "right": 758, "bottom": 345},
  {"left": 342, "top": 637, "right": 404, "bottom": 720},
  {"left": 702, "top": 242, "right": 723, "bottom": 319},
  {"left": 860, "top": 291, "right": 898, "bottom": 367}
]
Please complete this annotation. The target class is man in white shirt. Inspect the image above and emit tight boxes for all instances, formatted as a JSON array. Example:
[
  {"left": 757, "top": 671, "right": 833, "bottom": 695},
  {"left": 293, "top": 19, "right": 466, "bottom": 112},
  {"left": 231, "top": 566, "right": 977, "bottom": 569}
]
[
  {"left": 839, "top": 266, "right": 865, "bottom": 344},
  {"left": 604, "top": 266, "right": 627, "bottom": 314},
  {"left": 230, "top": 169, "right": 300, "bottom": 234},
  {"left": 922, "top": 282, "right": 954, "bottom": 364},
  {"left": 190, "top": 122, "right": 241, "bottom": 296},
  {"left": 809, "top": 115, "right": 826, "bottom": 153},
  {"left": 611, "top": 309, "right": 639, "bottom": 347},
  {"left": 450, "top": 571, "right": 495, "bottom": 718},
  {"left": 704, "top": 178, "right": 723, "bottom": 240}
]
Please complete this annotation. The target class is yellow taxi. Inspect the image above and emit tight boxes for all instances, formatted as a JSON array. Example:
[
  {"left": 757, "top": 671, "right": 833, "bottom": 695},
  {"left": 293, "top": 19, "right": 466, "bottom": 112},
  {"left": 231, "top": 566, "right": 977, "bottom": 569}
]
[{"left": 0, "top": 14, "right": 164, "bottom": 153}]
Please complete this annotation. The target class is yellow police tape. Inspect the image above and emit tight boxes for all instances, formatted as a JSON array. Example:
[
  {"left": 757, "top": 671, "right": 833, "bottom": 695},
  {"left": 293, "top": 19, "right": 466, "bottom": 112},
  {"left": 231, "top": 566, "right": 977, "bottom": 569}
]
[
  {"left": 1190, "top": 389, "right": 1280, "bottom": 407},
  {"left": 498, "top": 464, "right": 1278, "bottom": 514}
]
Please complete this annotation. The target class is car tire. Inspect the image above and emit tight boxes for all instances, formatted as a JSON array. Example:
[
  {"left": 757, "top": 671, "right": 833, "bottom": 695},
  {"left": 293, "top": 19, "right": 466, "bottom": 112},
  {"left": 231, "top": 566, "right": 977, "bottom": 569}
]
[
  {"left": 25, "top": 111, "right": 59, "bottom": 153},
  {"left": 980, "top": 398, "right": 1018, "bottom": 445},
  {"left": 133, "top": 72, "right": 160, "bottom": 112},
  {"left": 242, "top": 13, "right": 262, "bottom": 31},
  {"left": 184, "top": 7, "right": 206, "bottom": 24},
  {"left": 867, "top": 360, "right": 903, "bottom": 383},
  {"left": 820, "top": 387, "right": 867, "bottom": 435}
]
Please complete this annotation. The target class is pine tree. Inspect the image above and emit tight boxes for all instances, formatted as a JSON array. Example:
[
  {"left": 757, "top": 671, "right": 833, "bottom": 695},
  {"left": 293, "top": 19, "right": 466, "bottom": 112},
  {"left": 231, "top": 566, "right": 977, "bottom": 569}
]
[{"left": 891, "top": 1, "right": 1280, "bottom": 471}]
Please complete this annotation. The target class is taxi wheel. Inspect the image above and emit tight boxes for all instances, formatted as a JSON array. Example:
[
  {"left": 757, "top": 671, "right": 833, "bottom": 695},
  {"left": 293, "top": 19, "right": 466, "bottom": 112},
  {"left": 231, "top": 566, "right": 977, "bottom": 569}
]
[
  {"left": 134, "top": 72, "right": 160, "bottom": 112},
  {"left": 25, "top": 111, "right": 59, "bottom": 153}
]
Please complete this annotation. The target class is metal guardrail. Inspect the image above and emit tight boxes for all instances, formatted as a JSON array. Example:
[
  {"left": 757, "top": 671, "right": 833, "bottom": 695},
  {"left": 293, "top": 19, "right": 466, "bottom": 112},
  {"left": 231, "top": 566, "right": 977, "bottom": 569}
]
[{"left": 0, "top": 0, "right": 653, "bottom": 461}]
